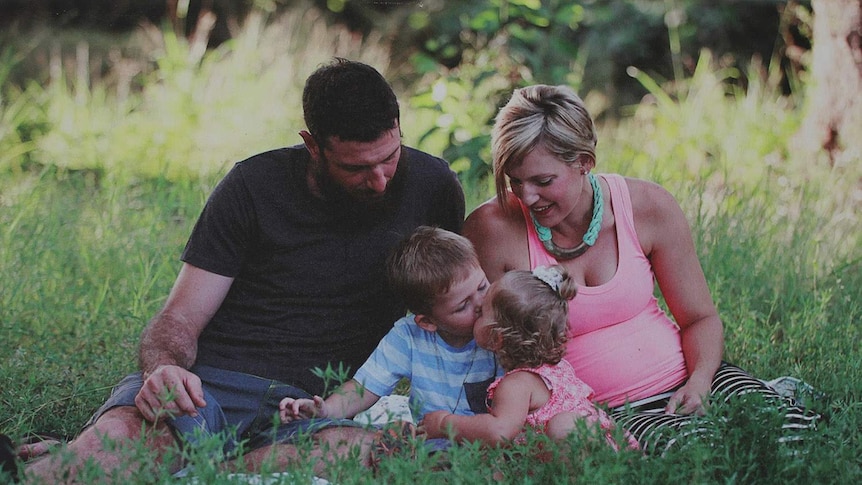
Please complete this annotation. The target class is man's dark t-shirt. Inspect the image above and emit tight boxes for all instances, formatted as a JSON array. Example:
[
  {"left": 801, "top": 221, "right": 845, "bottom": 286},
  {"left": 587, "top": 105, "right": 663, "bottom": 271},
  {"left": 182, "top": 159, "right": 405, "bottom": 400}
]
[{"left": 181, "top": 145, "right": 465, "bottom": 396}]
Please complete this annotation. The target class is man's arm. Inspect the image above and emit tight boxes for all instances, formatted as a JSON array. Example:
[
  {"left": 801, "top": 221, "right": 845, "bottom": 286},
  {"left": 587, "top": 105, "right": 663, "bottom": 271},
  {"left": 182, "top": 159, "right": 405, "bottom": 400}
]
[{"left": 134, "top": 263, "right": 234, "bottom": 422}]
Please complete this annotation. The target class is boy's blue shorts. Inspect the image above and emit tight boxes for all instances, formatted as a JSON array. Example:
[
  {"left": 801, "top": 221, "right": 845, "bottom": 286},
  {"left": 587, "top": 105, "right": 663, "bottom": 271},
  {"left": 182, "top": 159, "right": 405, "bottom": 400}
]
[{"left": 86, "top": 365, "right": 361, "bottom": 456}]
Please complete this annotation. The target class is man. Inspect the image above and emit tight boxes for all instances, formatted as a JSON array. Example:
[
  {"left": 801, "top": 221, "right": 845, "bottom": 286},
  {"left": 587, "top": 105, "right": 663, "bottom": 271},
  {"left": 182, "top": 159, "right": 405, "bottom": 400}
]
[{"left": 20, "top": 58, "right": 464, "bottom": 481}]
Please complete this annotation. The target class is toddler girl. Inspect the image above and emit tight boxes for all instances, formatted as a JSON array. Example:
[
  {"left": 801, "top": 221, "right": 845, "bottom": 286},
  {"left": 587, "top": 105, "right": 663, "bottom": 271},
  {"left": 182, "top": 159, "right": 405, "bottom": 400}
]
[{"left": 421, "top": 265, "right": 638, "bottom": 450}]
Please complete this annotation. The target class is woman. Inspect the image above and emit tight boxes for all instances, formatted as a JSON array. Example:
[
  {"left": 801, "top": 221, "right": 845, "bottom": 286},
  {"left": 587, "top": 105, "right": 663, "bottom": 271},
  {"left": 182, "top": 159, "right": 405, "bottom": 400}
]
[{"left": 463, "top": 84, "right": 818, "bottom": 454}]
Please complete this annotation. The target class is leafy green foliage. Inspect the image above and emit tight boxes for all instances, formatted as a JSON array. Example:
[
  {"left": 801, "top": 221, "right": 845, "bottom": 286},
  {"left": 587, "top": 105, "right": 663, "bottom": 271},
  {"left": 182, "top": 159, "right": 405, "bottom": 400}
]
[{"left": 402, "top": 0, "right": 590, "bottom": 208}]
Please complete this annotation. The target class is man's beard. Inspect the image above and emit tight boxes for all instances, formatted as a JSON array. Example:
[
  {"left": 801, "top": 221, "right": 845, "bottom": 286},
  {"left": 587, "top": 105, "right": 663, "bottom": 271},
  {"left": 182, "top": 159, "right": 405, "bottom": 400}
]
[{"left": 313, "top": 148, "right": 409, "bottom": 225}]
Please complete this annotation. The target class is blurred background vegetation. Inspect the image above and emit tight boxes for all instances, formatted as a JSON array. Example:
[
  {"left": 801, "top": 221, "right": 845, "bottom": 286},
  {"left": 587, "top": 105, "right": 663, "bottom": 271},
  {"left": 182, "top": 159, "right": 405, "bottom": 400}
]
[
  {"left": 0, "top": 0, "right": 820, "bottom": 191},
  {"left": 0, "top": 0, "right": 811, "bottom": 106}
]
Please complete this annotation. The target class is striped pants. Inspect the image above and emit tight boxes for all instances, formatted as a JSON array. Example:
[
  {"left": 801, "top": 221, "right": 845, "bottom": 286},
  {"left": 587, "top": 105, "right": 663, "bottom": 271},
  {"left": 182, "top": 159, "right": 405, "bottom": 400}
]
[{"left": 609, "top": 362, "right": 821, "bottom": 455}]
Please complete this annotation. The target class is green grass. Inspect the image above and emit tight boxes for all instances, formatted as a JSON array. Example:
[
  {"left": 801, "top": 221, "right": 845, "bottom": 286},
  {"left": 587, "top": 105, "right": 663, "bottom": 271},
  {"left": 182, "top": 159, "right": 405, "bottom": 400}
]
[
  {"left": 1, "top": 7, "right": 861, "bottom": 485},
  {"left": 0, "top": 169, "right": 207, "bottom": 435}
]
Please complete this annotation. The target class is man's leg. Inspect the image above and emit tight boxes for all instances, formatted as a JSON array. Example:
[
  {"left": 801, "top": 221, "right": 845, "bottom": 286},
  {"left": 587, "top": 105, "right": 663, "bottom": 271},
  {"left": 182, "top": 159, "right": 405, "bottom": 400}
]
[
  {"left": 231, "top": 426, "right": 376, "bottom": 478},
  {"left": 23, "top": 406, "right": 178, "bottom": 483}
]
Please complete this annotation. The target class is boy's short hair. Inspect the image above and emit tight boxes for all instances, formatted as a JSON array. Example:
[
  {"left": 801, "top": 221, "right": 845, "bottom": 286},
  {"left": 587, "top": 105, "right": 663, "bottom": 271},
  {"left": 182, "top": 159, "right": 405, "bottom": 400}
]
[{"left": 387, "top": 226, "right": 480, "bottom": 315}]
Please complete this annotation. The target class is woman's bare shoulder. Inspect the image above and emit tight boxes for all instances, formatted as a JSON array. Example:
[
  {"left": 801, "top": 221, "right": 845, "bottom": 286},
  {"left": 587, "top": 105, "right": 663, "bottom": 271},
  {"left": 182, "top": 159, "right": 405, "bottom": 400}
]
[
  {"left": 623, "top": 176, "right": 692, "bottom": 254},
  {"left": 623, "top": 177, "right": 682, "bottom": 219},
  {"left": 464, "top": 194, "right": 529, "bottom": 280},
  {"left": 466, "top": 197, "right": 512, "bottom": 227},
  {"left": 465, "top": 196, "right": 520, "bottom": 233}
]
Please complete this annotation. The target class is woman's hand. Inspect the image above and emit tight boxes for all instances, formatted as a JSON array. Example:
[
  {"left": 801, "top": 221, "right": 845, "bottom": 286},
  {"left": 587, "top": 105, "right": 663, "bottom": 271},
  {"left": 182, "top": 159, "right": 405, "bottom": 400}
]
[{"left": 664, "top": 374, "right": 712, "bottom": 415}]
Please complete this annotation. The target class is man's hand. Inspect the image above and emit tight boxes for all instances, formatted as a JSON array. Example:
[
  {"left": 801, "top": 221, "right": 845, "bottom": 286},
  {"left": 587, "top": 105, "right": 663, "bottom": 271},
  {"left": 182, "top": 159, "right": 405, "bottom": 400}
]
[{"left": 134, "top": 364, "right": 206, "bottom": 422}]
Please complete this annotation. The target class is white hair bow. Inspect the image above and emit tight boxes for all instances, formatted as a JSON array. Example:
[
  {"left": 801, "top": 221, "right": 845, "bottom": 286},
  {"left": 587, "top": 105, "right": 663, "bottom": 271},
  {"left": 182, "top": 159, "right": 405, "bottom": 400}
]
[{"left": 532, "top": 265, "right": 563, "bottom": 293}]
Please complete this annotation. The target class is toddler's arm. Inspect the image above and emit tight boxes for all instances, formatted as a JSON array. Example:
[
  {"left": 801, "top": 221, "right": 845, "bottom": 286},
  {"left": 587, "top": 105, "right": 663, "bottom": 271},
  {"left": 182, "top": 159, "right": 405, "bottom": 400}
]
[{"left": 420, "top": 372, "right": 541, "bottom": 446}]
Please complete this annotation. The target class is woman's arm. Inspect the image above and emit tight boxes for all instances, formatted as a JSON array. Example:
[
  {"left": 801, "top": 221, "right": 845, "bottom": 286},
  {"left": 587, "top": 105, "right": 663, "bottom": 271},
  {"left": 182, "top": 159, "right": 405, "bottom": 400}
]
[{"left": 630, "top": 179, "right": 724, "bottom": 415}]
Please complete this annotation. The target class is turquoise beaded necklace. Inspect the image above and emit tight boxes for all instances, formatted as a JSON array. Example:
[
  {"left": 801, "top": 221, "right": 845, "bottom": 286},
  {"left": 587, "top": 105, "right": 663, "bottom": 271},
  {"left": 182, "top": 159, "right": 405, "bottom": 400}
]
[{"left": 530, "top": 173, "right": 603, "bottom": 260}]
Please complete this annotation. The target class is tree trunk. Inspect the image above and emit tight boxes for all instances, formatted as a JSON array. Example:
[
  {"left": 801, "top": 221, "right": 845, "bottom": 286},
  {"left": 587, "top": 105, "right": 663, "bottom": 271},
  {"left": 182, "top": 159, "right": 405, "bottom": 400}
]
[{"left": 797, "top": 0, "right": 862, "bottom": 165}]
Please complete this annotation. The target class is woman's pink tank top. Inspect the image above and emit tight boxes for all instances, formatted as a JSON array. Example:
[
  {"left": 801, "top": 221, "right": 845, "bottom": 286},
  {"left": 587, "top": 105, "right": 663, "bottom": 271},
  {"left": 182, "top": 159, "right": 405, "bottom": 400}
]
[{"left": 519, "top": 174, "right": 688, "bottom": 407}]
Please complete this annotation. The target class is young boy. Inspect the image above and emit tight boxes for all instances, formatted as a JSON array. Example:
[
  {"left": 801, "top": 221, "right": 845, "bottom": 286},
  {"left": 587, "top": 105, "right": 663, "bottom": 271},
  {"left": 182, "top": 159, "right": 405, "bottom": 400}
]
[{"left": 280, "top": 226, "right": 501, "bottom": 426}]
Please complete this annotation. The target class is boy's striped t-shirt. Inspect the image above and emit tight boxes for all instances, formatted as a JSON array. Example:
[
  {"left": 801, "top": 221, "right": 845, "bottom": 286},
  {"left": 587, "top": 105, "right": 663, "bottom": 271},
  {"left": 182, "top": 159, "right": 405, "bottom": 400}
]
[{"left": 352, "top": 316, "right": 502, "bottom": 420}]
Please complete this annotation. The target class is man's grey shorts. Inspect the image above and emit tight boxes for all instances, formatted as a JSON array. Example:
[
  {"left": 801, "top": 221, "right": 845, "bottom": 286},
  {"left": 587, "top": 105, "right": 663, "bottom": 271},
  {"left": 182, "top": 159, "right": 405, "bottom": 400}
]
[{"left": 87, "top": 365, "right": 361, "bottom": 456}]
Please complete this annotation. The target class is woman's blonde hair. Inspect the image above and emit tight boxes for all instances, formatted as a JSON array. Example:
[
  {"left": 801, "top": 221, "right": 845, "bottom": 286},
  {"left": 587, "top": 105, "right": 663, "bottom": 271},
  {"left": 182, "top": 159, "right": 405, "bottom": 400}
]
[
  {"left": 492, "top": 84, "right": 597, "bottom": 212},
  {"left": 487, "top": 265, "right": 577, "bottom": 370}
]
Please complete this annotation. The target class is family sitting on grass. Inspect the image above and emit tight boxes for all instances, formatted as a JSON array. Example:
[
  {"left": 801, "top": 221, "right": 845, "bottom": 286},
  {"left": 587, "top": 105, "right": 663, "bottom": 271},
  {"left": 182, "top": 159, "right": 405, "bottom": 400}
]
[
  {"left": 279, "top": 227, "right": 637, "bottom": 458},
  {"left": 1, "top": 59, "right": 819, "bottom": 483}
]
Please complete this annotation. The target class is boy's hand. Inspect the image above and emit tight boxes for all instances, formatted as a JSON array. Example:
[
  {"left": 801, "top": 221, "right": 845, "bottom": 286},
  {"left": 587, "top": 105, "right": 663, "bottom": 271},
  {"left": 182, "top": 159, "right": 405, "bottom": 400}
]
[{"left": 279, "top": 395, "right": 325, "bottom": 422}]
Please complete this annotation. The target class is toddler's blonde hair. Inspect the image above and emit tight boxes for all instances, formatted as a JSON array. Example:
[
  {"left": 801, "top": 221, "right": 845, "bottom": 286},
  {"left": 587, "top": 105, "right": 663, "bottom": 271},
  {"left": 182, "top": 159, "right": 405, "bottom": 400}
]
[{"left": 488, "top": 265, "right": 577, "bottom": 370}]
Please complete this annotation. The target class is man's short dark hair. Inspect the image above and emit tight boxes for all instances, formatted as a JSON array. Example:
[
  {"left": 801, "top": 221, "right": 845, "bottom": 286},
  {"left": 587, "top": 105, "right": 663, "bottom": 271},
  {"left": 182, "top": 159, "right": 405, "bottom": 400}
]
[{"left": 303, "top": 58, "right": 400, "bottom": 147}]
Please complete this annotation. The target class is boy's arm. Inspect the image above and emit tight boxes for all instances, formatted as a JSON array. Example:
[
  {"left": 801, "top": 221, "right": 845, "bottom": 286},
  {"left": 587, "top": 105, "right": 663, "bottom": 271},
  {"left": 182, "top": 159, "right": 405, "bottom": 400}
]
[
  {"left": 319, "top": 379, "right": 382, "bottom": 419},
  {"left": 421, "top": 372, "right": 537, "bottom": 445}
]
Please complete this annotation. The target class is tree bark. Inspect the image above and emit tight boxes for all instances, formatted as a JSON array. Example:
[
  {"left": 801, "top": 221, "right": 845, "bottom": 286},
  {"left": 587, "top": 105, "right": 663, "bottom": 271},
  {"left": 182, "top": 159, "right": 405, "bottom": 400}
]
[{"left": 797, "top": 0, "right": 862, "bottom": 165}]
